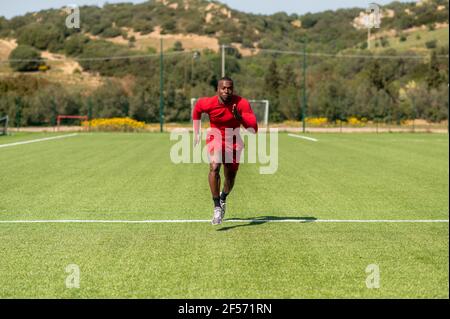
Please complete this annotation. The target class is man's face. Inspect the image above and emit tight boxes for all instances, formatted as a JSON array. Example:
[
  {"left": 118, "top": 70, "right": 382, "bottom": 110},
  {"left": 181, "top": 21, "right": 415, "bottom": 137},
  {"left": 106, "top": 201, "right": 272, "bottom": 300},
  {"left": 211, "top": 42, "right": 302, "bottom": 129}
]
[{"left": 218, "top": 80, "right": 234, "bottom": 103}]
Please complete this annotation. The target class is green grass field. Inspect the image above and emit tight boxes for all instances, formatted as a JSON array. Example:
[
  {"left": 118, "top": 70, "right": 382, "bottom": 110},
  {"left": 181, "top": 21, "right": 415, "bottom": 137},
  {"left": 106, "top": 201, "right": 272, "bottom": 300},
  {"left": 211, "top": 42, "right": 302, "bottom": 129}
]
[{"left": 0, "top": 132, "right": 448, "bottom": 298}]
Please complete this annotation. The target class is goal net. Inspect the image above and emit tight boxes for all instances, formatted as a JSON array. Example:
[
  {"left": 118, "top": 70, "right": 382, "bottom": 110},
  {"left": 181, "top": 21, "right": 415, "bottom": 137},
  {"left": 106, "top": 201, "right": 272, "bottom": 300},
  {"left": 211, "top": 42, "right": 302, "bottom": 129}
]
[
  {"left": 0, "top": 115, "right": 8, "bottom": 136},
  {"left": 191, "top": 98, "right": 269, "bottom": 129}
]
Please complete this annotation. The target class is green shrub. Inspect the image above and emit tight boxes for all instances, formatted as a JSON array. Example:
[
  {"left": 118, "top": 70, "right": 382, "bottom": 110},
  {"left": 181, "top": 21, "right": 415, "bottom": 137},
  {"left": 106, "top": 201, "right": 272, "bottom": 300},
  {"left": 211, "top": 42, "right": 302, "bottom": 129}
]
[
  {"left": 425, "top": 40, "right": 437, "bottom": 49},
  {"left": 380, "top": 37, "right": 390, "bottom": 48},
  {"left": 161, "top": 20, "right": 176, "bottom": 34},
  {"left": 132, "top": 20, "right": 153, "bottom": 34},
  {"left": 9, "top": 45, "right": 43, "bottom": 72},
  {"left": 16, "top": 23, "right": 64, "bottom": 51},
  {"left": 64, "top": 34, "right": 90, "bottom": 56},
  {"left": 173, "top": 41, "right": 184, "bottom": 51},
  {"left": 101, "top": 27, "right": 122, "bottom": 38}
]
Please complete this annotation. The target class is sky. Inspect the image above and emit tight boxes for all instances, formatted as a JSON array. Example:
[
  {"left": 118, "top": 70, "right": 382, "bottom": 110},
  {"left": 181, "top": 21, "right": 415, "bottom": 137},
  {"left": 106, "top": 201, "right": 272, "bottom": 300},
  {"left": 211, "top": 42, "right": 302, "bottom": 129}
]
[{"left": 0, "top": 0, "right": 416, "bottom": 19}]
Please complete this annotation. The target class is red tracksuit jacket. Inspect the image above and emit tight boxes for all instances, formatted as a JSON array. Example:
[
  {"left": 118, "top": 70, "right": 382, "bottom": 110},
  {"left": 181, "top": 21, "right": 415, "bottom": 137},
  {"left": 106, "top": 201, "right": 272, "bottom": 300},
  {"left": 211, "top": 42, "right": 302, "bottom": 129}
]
[{"left": 193, "top": 95, "right": 258, "bottom": 153}]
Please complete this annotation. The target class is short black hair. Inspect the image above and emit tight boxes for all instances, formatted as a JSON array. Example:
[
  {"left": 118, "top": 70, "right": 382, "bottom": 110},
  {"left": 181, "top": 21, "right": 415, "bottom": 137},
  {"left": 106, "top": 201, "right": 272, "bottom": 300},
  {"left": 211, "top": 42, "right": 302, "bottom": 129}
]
[{"left": 219, "top": 76, "right": 233, "bottom": 83}]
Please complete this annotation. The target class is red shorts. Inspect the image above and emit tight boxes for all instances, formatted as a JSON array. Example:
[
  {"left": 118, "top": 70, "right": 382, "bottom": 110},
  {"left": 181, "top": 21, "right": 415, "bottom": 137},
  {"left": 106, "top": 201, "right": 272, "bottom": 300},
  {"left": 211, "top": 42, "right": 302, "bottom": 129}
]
[{"left": 207, "top": 142, "right": 242, "bottom": 172}]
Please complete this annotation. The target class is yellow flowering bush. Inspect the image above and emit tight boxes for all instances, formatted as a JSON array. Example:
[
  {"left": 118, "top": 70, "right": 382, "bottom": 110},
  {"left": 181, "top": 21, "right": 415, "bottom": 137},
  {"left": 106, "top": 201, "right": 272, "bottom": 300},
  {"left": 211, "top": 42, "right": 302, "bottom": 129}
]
[
  {"left": 347, "top": 117, "right": 368, "bottom": 126},
  {"left": 282, "top": 120, "right": 301, "bottom": 127},
  {"left": 82, "top": 118, "right": 146, "bottom": 132},
  {"left": 306, "top": 117, "right": 328, "bottom": 126}
]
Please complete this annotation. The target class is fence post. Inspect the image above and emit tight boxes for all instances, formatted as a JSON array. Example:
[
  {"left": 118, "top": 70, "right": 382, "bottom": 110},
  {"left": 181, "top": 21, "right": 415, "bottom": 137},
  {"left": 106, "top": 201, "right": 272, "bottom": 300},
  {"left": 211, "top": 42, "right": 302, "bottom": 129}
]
[
  {"left": 301, "top": 38, "right": 307, "bottom": 133},
  {"left": 159, "top": 37, "right": 164, "bottom": 133}
]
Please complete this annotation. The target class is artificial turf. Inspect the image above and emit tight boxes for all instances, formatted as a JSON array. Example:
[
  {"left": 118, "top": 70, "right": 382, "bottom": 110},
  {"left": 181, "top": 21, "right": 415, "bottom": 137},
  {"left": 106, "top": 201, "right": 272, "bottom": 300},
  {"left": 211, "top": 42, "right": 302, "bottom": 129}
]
[{"left": 0, "top": 132, "right": 448, "bottom": 298}]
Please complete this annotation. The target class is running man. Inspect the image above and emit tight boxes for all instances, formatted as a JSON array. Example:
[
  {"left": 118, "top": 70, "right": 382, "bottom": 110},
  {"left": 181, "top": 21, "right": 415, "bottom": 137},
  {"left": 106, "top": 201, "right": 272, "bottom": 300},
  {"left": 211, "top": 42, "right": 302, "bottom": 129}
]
[{"left": 193, "top": 77, "right": 258, "bottom": 225}]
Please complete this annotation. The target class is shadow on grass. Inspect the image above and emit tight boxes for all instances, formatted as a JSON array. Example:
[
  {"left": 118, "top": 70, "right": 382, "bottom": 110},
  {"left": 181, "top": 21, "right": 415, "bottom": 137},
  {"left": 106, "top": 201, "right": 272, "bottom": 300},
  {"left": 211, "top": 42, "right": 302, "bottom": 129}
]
[{"left": 217, "top": 216, "right": 317, "bottom": 231}]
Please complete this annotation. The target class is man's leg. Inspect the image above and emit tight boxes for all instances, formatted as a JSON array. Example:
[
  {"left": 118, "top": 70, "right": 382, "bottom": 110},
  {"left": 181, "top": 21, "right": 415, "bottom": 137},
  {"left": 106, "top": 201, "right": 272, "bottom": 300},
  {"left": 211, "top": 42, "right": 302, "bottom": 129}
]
[
  {"left": 223, "top": 163, "right": 238, "bottom": 194},
  {"left": 220, "top": 161, "right": 239, "bottom": 218},
  {"left": 209, "top": 163, "right": 221, "bottom": 200},
  {"left": 222, "top": 147, "right": 241, "bottom": 198},
  {"left": 209, "top": 162, "right": 224, "bottom": 225}
]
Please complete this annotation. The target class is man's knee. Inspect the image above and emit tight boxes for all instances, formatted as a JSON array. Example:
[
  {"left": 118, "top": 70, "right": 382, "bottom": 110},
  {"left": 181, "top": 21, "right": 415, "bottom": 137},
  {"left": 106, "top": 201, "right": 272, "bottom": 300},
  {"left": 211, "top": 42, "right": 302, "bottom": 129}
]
[
  {"left": 224, "top": 163, "right": 239, "bottom": 175},
  {"left": 209, "top": 163, "right": 221, "bottom": 175}
]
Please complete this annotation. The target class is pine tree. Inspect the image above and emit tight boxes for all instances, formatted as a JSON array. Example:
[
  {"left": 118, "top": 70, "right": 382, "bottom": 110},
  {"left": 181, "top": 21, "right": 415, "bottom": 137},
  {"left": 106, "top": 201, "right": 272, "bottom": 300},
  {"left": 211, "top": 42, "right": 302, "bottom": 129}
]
[
  {"left": 426, "top": 51, "right": 443, "bottom": 90},
  {"left": 283, "top": 65, "right": 297, "bottom": 88},
  {"left": 264, "top": 60, "right": 280, "bottom": 96},
  {"left": 367, "top": 61, "right": 384, "bottom": 91},
  {"left": 264, "top": 60, "right": 281, "bottom": 121}
]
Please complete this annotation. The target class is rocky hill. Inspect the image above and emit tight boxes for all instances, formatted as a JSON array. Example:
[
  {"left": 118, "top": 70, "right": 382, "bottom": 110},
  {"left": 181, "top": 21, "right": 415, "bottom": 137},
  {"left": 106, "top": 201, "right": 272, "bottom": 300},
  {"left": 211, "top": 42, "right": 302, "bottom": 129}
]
[{"left": 0, "top": 0, "right": 448, "bottom": 126}]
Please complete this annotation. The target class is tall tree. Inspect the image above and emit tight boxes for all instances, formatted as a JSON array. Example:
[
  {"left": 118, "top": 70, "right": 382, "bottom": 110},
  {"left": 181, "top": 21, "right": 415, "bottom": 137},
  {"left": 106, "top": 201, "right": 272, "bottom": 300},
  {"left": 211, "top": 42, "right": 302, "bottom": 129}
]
[
  {"left": 367, "top": 61, "right": 384, "bottom": 91},
  {"left": 282, "top": 64, "right": 297, "bottom": 88},
  {"left": 426, "top": 51, "right": 443, "bottom": 89},
  {"left": 264, "top": 60, "right": 280, "bottom": 95},
  {"left": 264, "top": 60, "right": 281, "bottom": 121}
]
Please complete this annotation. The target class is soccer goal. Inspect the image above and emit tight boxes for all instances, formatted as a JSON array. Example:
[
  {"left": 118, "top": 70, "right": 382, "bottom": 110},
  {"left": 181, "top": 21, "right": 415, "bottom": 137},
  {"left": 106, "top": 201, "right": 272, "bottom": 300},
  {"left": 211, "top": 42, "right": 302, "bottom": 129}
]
[
  {"left": 190, "top": 98, "right": 269, "bottom": 129},
  {"left": 0, "top": 115, "right": 9, "bottom": 136}
]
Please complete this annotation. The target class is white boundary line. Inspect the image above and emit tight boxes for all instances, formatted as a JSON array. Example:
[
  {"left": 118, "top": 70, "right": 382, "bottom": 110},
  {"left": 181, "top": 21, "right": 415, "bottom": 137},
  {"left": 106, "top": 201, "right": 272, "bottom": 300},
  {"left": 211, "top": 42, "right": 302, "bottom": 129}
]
[
  {"left": 288, "top": 134, "right": 318, "bottom": 142},
  {"left": 0, "top": 133, "right": 78, "bottom": 149},
  {"left": 0, "top": 219, "right": 447, "bottom": 224}
]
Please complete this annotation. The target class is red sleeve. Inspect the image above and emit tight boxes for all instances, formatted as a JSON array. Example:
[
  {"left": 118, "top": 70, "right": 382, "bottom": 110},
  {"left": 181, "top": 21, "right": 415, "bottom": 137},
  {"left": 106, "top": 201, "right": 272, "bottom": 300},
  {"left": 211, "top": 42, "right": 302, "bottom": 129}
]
[
  {"left": 192, "top": 99, "right": 204, "bottom": 121},
  {"left": 192, "top": 99, "right": 205, "bottom": 134},
  {"left": 238, "top": 99, "right": 258, "bottom": 133}
]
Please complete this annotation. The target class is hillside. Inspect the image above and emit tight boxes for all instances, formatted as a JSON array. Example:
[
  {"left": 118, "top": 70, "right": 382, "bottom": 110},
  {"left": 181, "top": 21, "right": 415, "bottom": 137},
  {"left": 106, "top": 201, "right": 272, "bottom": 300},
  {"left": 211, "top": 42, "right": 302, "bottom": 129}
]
[
  {"left": 0, "top": 0, "right": 448, "bottom": 127},
  {"left": 0, "top": 38, "right": 103, "bottom": 91},
  {"left": 370, "top": 24, "right": 449, "bottom": 52},
  {"left": 0, "top": 0, "right": 448, "bottom": 54},
  {"left": 0, "top": 0, "right": 446, "bottom": 79}
]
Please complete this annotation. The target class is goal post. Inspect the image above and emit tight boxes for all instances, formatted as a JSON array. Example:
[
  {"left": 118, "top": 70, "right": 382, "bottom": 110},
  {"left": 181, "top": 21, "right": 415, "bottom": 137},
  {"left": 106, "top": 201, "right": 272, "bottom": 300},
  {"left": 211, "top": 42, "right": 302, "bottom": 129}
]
[
  {"left": 0, "top": 115, "right": 9, "bottom": 136},
  {"left": 248, "top": 99, "right": 269, "bottom": 129},
  {"left": 190, "top": 98, "right": 269, "bottom": 129}
]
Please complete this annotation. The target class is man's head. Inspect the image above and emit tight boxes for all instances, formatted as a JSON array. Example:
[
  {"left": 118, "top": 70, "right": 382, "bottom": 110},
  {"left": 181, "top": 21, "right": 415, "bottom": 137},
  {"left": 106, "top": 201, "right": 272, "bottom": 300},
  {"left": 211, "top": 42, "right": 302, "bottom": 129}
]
[{"left": 217, "top": 77, "right": 234, "bottom": 104}]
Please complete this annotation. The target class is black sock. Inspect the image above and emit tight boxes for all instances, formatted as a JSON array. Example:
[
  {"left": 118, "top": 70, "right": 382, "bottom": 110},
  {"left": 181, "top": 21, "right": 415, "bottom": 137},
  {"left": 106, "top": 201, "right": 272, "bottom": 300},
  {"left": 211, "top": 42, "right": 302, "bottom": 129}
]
[
  {"left": 220, "top": 191, "right": 229, "bottom": 201},
  {"left": 213, "top": 197, "right": 221, "bottom": 208}
]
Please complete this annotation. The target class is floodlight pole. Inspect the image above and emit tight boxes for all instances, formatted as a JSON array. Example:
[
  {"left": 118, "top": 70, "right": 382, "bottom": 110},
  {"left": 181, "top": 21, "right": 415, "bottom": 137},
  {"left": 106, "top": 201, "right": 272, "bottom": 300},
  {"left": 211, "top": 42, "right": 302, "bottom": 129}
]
[
  {"left": 15, "top": 96, "right": 22, "bottom": 132},
  {"left": 221, "top": 44, "right": 226, "bottom": 77},
  {"left": 159, "top": 38, "right": 164, "bottom": 133},
  {"left": 87, "top": 97, "right": 93, "bottom": 132},
  {"left": 192, "top": 51, "right": 199, "bottom": 86},
  {"left": 412, "top": 95, "right": 416, "bottom": 133},
  {"left": 366, "top": 3, "right": 381, "bottom": 50},
  {"left": 301, "top": 39, "right": 307, "bottom": 133}
]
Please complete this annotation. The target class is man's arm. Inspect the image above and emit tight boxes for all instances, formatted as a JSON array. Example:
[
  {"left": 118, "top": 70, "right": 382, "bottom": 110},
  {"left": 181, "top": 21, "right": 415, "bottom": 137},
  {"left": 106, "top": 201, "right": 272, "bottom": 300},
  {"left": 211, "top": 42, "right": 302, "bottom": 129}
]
[
  {"left": 234, "top": 100, "right": 258, "bottom": 133},
  {"left": 192, "top": 99, "right": 204, "bottom": 145}
]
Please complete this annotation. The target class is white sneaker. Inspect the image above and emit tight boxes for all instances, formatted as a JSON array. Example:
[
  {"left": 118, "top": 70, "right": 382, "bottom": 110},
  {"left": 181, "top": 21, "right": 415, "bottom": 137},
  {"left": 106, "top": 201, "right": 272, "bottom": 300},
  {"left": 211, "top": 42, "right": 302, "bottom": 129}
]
[
  {"left": 211, "top": 207, "right": 223, "bottom": 225},
  {"left": 219, "top": 195, "right": 226, "bottom": 219}
]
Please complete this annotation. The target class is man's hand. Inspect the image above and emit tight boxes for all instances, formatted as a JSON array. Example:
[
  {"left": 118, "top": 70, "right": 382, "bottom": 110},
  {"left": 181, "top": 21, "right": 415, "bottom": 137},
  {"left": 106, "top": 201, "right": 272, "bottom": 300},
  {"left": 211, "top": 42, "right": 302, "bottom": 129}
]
[
  {"left": 232, "top": 104, "right": 242, "bottom": 121},
  {"left": 194, "top": 133, "right": 200, "bottom": 147}
]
